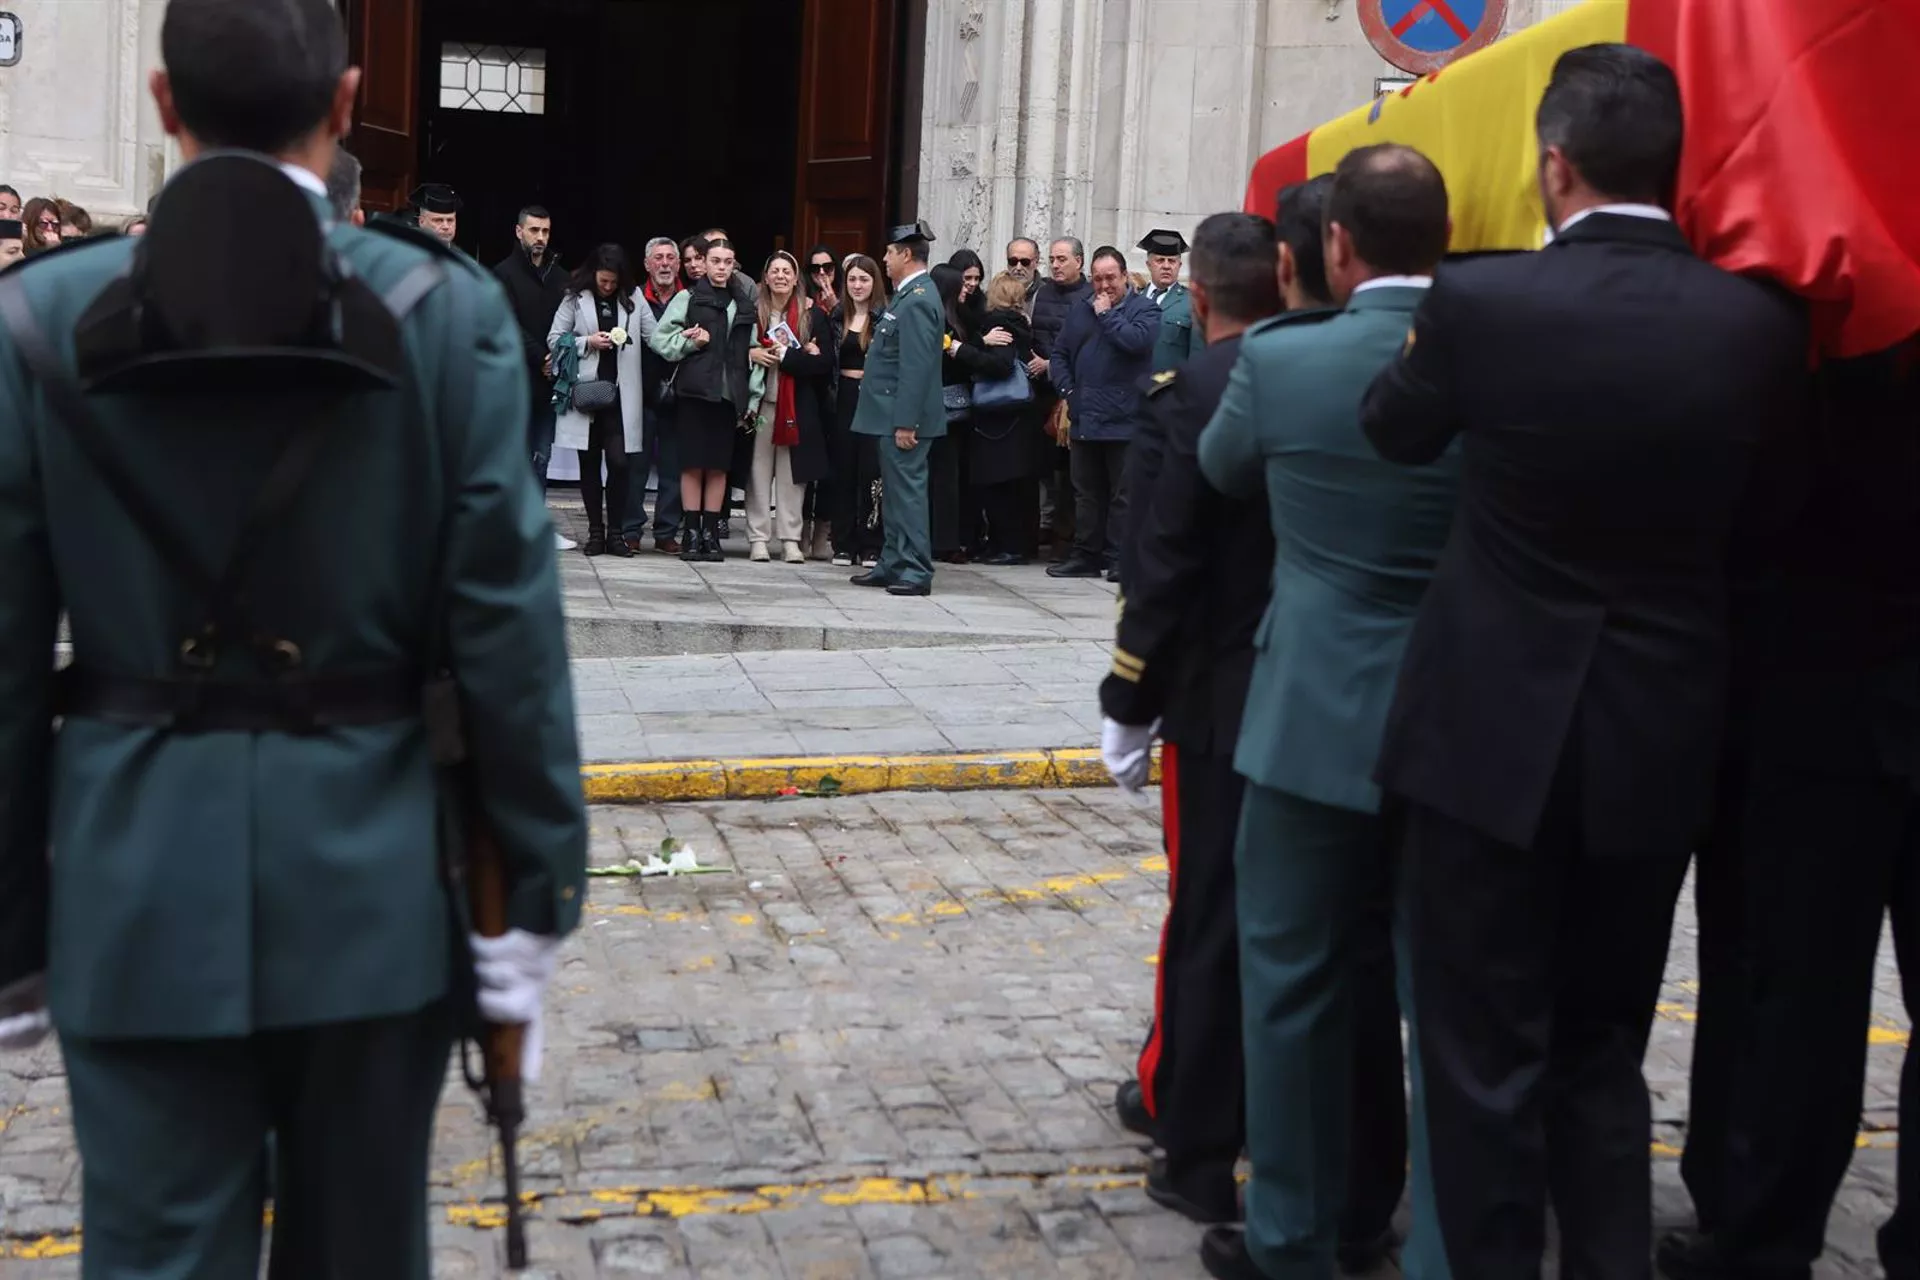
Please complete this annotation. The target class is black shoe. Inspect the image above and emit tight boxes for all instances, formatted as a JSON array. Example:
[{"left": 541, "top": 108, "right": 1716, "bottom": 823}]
[
  {"left": 886, "top": 581, "right": 931, "bottom": 597},
  {"left": 1105, "top": 566, "right": 1121, "bottom": 583},
  {"left": 1047, "top": 555, "right": 1103, "bottom": 579},
  {"left": 718, "top": 520, "right": 734, "bottom": 540},
  {"left": 606, "top": 536, "right": 634, "bottom": 558},
  {"left": 679, "top": 537, "right": 700, "bottom": 562},
  {"left": 1114, "top": 1079, "right": 1158, "bottom": 1142},
  {"left": 582, "top": 534, "right": 607, "bottom": 557},
  {"left": 980, "top": 551, "right": 1030, "bottom": 566},
  {"left": 1655, "top": 1230, "right": 1797, "bottom": 1280},
  {"left": 1145, "top": 1157, "right": 1240, "bottom": 1226},
  {"left": 1337, "top": 1229, "right": 1398, "bottom": 1275},
  {"left": 850, "top": 571, "right": 892, "bottom": 588},
  {"left": 1200, "top": 1226, "right": 1268, "bottom": 1280}
]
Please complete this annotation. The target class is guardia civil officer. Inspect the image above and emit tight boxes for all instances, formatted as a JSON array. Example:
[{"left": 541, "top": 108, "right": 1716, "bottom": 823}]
[
  {"left": 850, "top": 220, "right": 946, "bottom": 596},
  {"left": 1138, "top": 228, "right": 1199, "bottom": 372},
  {"left": 1361, "top": 45, "right": 1808, "bottom": 1279},
  {"left": 1195, "top": 144, "right": 1457, "bottom": 1280},
  {"left": 412, "top": 181, "right": 463, "bottom": 249},
  {"left": 0, "top": 1, "right": 588, "bottom": 1274}
]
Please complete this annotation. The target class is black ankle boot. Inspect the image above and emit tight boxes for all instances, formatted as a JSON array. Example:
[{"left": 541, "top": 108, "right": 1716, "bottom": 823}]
[
  {"left": 701, "top": 513, "right": 725, "bottom": 562},
  {"left": 680, "top": 512, "right": 704, "bottom": 562}
]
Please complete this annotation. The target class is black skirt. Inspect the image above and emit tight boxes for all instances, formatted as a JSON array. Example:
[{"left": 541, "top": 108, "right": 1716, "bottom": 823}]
[{"left": 678, "top": 397, "right": 739, "bottom": 473}]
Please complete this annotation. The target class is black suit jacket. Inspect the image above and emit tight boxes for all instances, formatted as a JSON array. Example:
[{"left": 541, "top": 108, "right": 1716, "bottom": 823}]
[
  {"left": 1101, "top": 332, "right": 1274, "bottom": 755},
  {"left": 1361, "top": 214, "right": 1809, "bottom": 855}
]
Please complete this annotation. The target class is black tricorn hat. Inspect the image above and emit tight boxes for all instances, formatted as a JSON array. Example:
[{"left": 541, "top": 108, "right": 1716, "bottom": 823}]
[
  {"left": 1137, "top": 229, "right": 1189, "bottom": 256},
  {"left": 886, "top": 219, "right": 936, "bottom": 247},
  {"left": 410, "top": 183, "right": 463, "bottom": 215},
  {"left": 0, "top": 219, "right": 20, "bottom": 240}
]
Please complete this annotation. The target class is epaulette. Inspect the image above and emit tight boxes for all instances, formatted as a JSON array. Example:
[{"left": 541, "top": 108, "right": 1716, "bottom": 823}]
[
  {"left": 1144, "top": 369, "right": 1178, "bottom": 398},
  {"left": 1245, "top": 305, "right": 1340, "bottom": 338}
]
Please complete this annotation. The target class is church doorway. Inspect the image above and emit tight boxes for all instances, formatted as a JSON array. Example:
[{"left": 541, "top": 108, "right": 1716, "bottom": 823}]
[{"left": 341, "top": 0, "right": 918, "bottom": 272}]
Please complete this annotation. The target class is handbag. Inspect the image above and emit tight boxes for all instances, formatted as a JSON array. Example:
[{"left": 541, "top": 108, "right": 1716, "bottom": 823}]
[
  {"left": 971, "top": 361, "right": 1032, "bottom": 410},
  {"left": 654, "top": 366, "right": 678, "bottom": 411},
  {"left": 943, "top": 382, "right": 973, "bottom": 424},
  {"left": 572, "top": 379, "right": 616, "bottom": 413}
]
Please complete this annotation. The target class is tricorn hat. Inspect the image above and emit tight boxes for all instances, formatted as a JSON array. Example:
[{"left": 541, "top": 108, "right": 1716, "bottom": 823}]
[
  {"left": 409, "top": 183, "right": 463, "bottom": 215},
  {"left": 1137, "top": 228, "right": 1189, "bottom": 256},
  {"left": 0, "top": 219, "right": 21, "bottom": 240},
  {"left": 886, "top": 219, "right": 936, "bottom": 247}
]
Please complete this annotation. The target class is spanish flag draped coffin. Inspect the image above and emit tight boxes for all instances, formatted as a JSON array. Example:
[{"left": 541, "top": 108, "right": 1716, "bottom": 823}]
[{"left": 1244, "top": 0, "right": 1920, "bottom": 358}]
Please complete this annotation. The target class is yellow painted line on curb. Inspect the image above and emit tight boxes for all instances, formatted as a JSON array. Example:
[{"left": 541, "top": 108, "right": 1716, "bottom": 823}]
[{"left": 581, "top": 749, "right": 1162, "bottom": 805}]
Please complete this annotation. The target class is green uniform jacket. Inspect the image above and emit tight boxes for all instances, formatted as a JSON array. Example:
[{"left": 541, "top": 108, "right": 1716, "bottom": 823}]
[
  {"left": 850, "top": 269, "right": 946, "bottom": 440},
  {"left": 0, "top": 207, "right": 589, "bottom": 1040},
  {"left": 1197, "top": 286, "right": 1459, "bottom": 813},
  {"left": 1150, "top": 282, "right": 1199, "bottom": 373}
]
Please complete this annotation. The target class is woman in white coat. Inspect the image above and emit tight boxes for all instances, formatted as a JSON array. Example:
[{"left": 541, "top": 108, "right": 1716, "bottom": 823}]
[{"left": 547, "top": 243, "right": 655, "bottom": 556}]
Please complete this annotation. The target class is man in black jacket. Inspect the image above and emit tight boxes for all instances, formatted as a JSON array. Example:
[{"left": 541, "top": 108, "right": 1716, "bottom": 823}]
[
  {"left": 1030, "top": 237, "right": 1092, "bottom": 549},
  {"left": 1360, "top": 44, "right": 1808, "bottom": 1280},
  {"left": 490, "top": 205, "right": 570, "bottom": 548}
]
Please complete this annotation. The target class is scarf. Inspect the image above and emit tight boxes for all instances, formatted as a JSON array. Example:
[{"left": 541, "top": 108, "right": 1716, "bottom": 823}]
[
  {"left": 767, "top": 297, "right": 802, "bottom": 447},
  {"left": 644, "top": 277, "right": 681, "bottom": 307}
]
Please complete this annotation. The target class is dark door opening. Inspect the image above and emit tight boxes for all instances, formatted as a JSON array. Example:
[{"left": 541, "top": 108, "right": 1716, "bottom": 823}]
[{"left": 416, "top": 0, "right": 802, "bottom": 274}]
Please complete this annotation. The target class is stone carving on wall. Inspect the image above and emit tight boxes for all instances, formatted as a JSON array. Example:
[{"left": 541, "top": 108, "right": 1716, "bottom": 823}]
[{"left": 957, "top": 0, "right": 985, "bottom": 120}]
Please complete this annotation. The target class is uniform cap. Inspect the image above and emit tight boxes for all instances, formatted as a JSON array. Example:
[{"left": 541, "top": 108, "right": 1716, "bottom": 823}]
[
  {"left": 1137, "top": 229, "right": 1189, "bottom": 255},
  {"left": 0, "top": 219, "right": 20, "bottom": 240},
  {"left": 886, "top": 219, "right": 936, "bottom": 247},
  {"left": 409, "top": 183, "right": 463, "bottom": 215}
]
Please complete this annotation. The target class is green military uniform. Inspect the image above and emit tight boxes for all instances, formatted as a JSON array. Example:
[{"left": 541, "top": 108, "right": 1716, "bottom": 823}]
[
  {"left": 850, "top": 221, "right": 946, "bottom": 594},
  {"left": 1139, "top": 229, "right": 1200, "bottom": 373},
  {"left": 0, "top": 158, "right": 586, "bottom": 1274},
  {"left": 1197, "top": 286, "right": 1458, "bottom": 1280}
]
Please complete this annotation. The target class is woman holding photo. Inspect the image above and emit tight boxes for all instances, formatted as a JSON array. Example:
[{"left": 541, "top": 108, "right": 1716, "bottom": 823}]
[{"left": 744, "top": 250, "right": 835, "bottom": 563}]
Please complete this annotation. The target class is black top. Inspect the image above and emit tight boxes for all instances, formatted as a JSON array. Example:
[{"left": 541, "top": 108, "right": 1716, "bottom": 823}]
[
  {"left": 1100, "top": 334, "right": 1269, "bottom": 753},
  {"left": 594, "top": 294, "right": 619, "bottom": 383},
  {"left": 838, "top": 316, "right": 870, "bottom": 373},
  {"left": 1361, "top": 212, "right": 1811, "bottom": 855}
]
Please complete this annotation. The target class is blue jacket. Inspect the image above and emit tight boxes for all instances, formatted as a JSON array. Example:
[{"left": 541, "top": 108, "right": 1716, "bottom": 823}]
[{"left": 1050, "top": 289, "right": 1159, "bottom": 442}]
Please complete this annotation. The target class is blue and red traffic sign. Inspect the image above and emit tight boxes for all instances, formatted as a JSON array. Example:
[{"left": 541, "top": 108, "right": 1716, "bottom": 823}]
[{"left": 1359, "top": 0, "right": 1508, "bottom": 76}]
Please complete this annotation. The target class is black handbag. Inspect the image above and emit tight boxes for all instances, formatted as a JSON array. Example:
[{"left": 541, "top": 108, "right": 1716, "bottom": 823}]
[
  {"left": 943, "top": 382, "right": 973, "bottom": 424},
  {"left": 654, "top": 366, "right": 678, "bottom": 410},
  {"left": 572, "top": 379, "right": 617, "bottom": 413}
]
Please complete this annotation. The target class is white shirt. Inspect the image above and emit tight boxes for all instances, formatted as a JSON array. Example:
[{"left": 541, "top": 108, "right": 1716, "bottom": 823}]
[
  {"left": 1547, "top": 202, "right": 1671, "bottom": 244},
  {"left": 1352, "top": 275, "right": 1434, "bottom": 295},
  {"left": 894, "top": 268, "right": 929, "bottom": 295},
  {"left": 279, "top": 162, "right": 329, "bottom": 204}
]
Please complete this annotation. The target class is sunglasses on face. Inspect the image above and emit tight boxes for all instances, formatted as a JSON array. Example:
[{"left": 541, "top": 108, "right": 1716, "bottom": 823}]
[
  {"left": 810, "top": 263, "right": 834, "bottom": 274},
  {"left": 1007, "top": 257, "right": 1034, "bottom": 267},
  {"left": 37, "top": 217, "right": 59, "bottom": 230}
]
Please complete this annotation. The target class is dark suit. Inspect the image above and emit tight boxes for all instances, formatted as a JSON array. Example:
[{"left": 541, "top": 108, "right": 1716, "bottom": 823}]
[
  {"left": 1361, "top": 212, "right": 1809, "bottom": 1280},
  {"left": 1680, "top": 339, "right": 1920, "bottom": 1278},
  {"left": 1101, "top": 336, "right": 1262, "bottom": 1215}
]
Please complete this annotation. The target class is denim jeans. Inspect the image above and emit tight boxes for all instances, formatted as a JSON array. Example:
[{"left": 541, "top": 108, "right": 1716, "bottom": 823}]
[
  {"left": 626, "top": 404, "right": 683, "bottom": 541},
  {"left": 528, "top": 401, "right": 556, "bottom": 492}
]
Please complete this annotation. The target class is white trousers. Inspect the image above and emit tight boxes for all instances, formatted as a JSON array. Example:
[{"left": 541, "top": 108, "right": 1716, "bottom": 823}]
[{"left": 746, "top": 427, "right": 806, "bottom": 545}]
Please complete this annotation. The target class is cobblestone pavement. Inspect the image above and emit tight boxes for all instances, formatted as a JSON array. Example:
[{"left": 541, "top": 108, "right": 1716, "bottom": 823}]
[{"left": 0, "top": 791, "right": 1909, "bottom": 1277}]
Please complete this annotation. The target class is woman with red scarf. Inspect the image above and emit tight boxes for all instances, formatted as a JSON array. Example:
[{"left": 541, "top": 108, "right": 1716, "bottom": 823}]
[{"left": 744, "top": 251, "right": 836, "bottom": 563}]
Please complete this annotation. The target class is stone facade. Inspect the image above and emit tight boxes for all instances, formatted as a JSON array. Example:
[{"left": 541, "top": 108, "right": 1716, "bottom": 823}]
[
  {"left": 915, "top": 0, "right": 1552, "bottom": 262},
  {"left": 3, "top": 0, "right": 1550, "bottom": 247},
  {"left": 0, "top": 0, "right": 175, "bottom": 221}
]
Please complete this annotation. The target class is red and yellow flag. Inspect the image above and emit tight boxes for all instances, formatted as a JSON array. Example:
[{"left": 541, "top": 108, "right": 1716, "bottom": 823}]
[{"left": 1245, "top": 0, "right": 1920, "bottom": 358}]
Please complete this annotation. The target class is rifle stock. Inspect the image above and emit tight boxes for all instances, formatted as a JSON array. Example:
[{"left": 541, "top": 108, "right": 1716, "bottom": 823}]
[{"left": 465, "top": 807, "right": 530, "bottom": 1269}]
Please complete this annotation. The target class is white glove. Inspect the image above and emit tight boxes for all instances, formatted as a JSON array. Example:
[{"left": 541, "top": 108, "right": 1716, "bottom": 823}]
[
  {"left": 1101, "top": 717, "right": 1157, "bottom": 793},
  {"left": 0, "top": 974, "right": 50, "bottom": 1052},
  {"left": 469, "top": 930, "right": 560, "bottom": 1083}
]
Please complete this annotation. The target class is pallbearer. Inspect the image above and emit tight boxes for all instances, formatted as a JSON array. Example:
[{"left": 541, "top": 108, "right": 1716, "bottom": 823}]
[{"left": 0, "top": 0, "right": 587, "bottom": 1274}]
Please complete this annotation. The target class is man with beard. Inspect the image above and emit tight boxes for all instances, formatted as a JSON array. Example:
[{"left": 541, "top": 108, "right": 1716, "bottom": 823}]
[
  {"left": 491, "top": 206, "right": 572, "bottom": 548},
  {"left": 630, "top": 235, "right": 687, "bottom": 554}
]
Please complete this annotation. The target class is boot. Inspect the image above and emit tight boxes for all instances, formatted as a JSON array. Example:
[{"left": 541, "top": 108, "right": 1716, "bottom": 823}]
[
  {"left": 680, "top": 511, "right": 703, "bottom": 562},
  {"left": 701, "top": 512, "right": 725, "bottom": 563}
]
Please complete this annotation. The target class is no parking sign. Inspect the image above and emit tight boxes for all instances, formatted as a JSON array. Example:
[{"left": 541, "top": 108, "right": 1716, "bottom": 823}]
[{"left": 1359, "top": 0, "right": 1508, "bottom": 75}]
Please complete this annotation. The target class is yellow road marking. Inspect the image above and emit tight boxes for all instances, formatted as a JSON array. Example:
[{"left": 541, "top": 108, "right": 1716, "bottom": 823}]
[{"left": 580, "top": 749, "right": 1162, "bottom": 805}]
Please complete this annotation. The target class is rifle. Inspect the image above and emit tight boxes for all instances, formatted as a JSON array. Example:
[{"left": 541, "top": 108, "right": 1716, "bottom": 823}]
[{"left": 427, "top": 678, "right": 530, "bottom": 1270}]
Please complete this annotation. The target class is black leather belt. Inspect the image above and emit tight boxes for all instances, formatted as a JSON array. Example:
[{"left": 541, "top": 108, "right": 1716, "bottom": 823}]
[{"left": 55, "top": 665, "right": 424, "bottom": 734}]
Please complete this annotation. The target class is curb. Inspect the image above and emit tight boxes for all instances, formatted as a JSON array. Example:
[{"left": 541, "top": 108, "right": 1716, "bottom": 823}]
[{"left": 581, "top": 749, "right": 1161, "bottom": 804}]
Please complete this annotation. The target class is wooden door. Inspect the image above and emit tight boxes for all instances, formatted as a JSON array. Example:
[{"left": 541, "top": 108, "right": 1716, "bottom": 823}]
[
  {"left": 793, "top": 0, "right": 898, "bottom": 260},
  {"left": 344, "top": 0, "right": 421, "bottom": 212}
]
